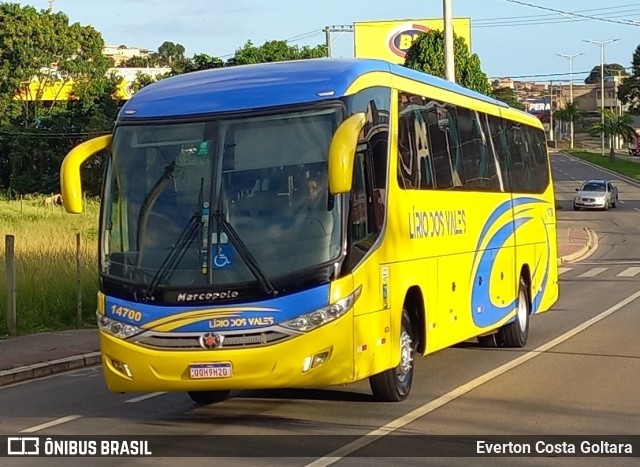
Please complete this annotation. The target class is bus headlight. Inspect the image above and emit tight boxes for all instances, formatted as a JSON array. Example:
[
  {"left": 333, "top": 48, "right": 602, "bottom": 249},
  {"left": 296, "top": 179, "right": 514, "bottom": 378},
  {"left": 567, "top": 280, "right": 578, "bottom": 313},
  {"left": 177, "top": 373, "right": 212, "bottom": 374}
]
[
  {"left": 97, "top": 313, "right": 143, "bottom": 339},
  {"left": 281, "top": 286, "right": 362, "bottom": 332}
]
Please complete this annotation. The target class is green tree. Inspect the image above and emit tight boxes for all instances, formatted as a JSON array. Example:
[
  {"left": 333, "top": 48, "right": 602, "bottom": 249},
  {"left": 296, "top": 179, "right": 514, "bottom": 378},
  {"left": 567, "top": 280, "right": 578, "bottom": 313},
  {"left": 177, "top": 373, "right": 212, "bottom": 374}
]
[
  {"left": 130, "top": 71, "right": 162, "bottom": 93},
  {"left": 590, "top": 110, "right": 635, "bottom": 162},
  {"left": 226, "top": 40, "right": 326, "bottom": 66},
  {"left": 404, "top": 30, "right": 493, "bottom": 96},
  {"left": 0, "top": 3, "right": 117, "bottom": 193},
  {"left": 618, "top": 44, "right": 640, "bottom": 115},
  {"left": 121, "top": 55, "right": 158, "bottom": 68},
  {"left": 492, "top": 87, "right": 525, "bottom": 110},
  {"left": 171, "top": 53, "right": 224, "bottom": 75},
  {"left": 156, "top": 41, "right": 186, "bottom": 66},
  {"left": 553, "top": 102, "right": 583, "bottom": 149},
  {"left": 584, "top": 63, "right": 627, "bottom": 84}
]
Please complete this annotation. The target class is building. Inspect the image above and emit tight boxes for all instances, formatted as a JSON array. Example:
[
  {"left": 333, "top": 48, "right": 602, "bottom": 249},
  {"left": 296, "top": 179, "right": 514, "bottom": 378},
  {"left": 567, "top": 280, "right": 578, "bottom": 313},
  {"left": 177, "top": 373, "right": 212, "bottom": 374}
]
[{"left": 103, "top": 45, "right": 152, "bottom": 66}]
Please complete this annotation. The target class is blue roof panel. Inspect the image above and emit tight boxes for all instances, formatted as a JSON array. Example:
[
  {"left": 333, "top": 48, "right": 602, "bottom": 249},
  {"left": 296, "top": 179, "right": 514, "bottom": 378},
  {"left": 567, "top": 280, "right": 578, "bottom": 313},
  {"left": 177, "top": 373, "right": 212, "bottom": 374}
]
[{"left": 118, "top": 58, "right": 506, "bottom": 120}]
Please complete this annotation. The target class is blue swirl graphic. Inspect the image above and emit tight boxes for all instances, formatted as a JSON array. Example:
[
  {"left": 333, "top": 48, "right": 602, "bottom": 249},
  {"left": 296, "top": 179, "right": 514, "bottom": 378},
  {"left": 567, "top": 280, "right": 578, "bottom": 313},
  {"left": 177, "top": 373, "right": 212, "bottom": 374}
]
[
  {"left": 471, "top": 217, "right": 532, "bottom": 327},
  {"left": 471, "top": 196, "right": 551, "bottom": 328}
]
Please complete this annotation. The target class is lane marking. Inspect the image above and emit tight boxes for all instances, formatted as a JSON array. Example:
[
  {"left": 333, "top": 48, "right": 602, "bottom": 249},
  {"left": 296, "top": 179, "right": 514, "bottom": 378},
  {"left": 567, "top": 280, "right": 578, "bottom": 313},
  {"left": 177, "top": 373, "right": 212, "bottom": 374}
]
[
  {"left": 19, "top": 415, "right": 82, "bottom": 433},
  {"left": 558, "top": 267, "right": 573, "bottom": 275},
  {"left": 577, "top": 267, "right": 608, "bottom": 278},
  {"left": 306, "top": 289, "right": 640, "bottom": 467},
  {"left": 580, "top": 260, "right": 640, "bottom": 265},
  {"left": 125, "top": 392, "right": 167, "bottom": 403},
  {"left": 635, "top": 208, "right": 640, "bottom": 212},
  {"left": 616, "top": 267, "right": 640, "bottom": 278}
]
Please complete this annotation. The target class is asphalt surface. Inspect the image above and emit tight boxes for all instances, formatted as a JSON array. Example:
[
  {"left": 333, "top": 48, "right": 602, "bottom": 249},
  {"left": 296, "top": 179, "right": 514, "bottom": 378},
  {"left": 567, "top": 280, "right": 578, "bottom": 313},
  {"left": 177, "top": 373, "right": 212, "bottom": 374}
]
[{"left": 0, "top": 152, "right": 600, "bottom": 386}]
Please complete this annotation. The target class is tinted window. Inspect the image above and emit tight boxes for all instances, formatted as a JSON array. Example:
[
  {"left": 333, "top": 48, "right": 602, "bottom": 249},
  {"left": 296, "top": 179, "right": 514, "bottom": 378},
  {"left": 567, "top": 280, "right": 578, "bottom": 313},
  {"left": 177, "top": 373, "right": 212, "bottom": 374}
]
[
  {"left": 395, "top": 92, "right": 549, "bottom": 194},
  {"left": 582, "top": 182, "right": 605, "bottom": 191}
]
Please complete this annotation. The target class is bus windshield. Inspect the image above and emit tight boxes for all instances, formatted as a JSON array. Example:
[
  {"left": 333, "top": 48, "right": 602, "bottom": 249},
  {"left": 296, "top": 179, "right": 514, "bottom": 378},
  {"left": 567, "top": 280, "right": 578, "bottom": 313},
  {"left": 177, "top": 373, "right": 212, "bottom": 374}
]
[{"left": 102, "top": 106, "right": 343, "bottom": 290}]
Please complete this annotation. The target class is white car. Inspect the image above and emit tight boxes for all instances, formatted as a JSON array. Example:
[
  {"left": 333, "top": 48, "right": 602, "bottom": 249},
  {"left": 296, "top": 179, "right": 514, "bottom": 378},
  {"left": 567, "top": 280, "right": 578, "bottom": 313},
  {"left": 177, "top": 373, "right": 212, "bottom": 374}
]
[{"left": 573, "top": 179, "right": 618, "bottom": 211}]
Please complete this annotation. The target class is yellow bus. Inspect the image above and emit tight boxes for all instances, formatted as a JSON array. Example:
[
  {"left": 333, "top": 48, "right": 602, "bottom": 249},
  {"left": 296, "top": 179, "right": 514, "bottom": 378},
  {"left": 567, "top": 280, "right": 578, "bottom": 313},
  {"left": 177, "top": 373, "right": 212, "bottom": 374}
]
[{"left": 60, "top": 58, "right": 558, "bottom": 404}]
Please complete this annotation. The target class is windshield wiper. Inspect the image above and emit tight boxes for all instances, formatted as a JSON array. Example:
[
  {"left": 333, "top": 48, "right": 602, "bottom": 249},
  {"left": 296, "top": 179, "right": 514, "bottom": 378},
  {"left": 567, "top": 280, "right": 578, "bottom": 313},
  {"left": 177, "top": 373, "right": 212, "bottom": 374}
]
[
  {"left": 142, "top": 212, "right": 200, "bottom": 302},
  {"left": 136, "top": 162, "right": 176, "bottom": 268},
  {"left": 212, "top": 210, "right": 277, "bottom": 296}
]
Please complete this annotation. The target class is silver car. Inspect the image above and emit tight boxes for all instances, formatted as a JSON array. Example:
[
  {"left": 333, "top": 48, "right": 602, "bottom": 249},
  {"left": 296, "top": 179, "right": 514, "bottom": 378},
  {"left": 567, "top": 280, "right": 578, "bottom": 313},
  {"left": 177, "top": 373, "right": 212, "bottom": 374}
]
[{"left": 573, "top": 179, "right": 619, "bottom": 210}]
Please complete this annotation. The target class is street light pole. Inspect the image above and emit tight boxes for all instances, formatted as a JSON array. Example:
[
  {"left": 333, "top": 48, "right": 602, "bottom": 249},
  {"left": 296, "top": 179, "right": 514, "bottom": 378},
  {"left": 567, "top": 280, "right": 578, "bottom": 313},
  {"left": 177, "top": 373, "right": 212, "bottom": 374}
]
[
  {"left": 443, "top": 0, "right": 455, "bottom": 82},
  {"left": 557, "top": 53, "right": 583, "bottom": 149},
  {"left": 583, "top": 39, "right": 619, "bottom": 156}
]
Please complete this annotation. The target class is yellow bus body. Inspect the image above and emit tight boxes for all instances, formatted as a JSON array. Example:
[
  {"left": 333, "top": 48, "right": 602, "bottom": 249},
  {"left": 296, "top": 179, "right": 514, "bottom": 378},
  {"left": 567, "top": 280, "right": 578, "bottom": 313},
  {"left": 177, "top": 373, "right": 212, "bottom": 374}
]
[{"left": 64, "top": 60, "right": 558, "bottom": 398}]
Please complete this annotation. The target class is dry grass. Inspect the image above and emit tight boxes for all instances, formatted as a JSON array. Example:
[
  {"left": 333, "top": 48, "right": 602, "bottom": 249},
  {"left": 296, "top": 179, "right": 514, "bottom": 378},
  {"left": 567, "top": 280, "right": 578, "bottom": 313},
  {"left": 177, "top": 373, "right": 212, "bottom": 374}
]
[{"left": 0, "top": 196, "right": 100, "bottom": 335}]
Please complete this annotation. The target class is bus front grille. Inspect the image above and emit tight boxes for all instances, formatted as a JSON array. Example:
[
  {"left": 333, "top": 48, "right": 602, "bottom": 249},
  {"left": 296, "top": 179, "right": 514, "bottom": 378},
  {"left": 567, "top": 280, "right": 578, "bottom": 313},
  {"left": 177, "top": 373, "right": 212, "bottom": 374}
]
[{"left": 133, "top": 330, "right": 291, "bottom": 350}]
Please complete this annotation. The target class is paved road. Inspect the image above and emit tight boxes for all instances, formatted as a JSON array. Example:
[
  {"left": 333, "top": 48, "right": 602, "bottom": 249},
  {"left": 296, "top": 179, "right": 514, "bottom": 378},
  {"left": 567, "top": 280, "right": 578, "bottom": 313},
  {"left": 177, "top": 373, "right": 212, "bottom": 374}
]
[{"left": 1, "top": 153, "right": 639, "bottom": 466}]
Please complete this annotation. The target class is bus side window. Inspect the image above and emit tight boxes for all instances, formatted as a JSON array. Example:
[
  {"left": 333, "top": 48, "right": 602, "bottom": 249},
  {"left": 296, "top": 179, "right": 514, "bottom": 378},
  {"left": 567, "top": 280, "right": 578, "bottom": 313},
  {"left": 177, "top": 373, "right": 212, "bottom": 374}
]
[
  {"left": 506, "top": 123, "right": 530, "bottom": 192},
  {"left": 524, "top": 126, "right": 550, "bottom": 193},
  {"left": 397, "top": 92, "right": 434, "bottom": 190},
  {"left": 350, "top": 153, "right": 369, "bottom": 245},
  {"left": 488, "top": 115, "right": 511, "bottom": 191},
  {"left": 426, "top": 106, "right": 456, "bottom": 189},
  {"left": 457, "top": 107, "right": 498, "bottom": 191}
]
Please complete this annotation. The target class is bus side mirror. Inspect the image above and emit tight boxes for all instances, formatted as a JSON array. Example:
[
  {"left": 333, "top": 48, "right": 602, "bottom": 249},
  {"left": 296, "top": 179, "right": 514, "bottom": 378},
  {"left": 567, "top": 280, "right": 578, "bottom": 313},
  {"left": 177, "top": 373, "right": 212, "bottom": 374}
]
[
  {"left": 328, "top": 112, "right": 367, "bottom": 194},
  {"left": 60, "top": 135, "right": 112, "bottom": 213}
]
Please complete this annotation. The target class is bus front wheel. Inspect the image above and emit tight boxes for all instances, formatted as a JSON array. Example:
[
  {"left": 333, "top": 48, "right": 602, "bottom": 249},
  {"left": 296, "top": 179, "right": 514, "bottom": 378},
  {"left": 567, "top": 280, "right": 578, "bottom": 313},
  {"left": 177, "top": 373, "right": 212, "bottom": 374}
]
[
  {"left": 369, "top": 309, "right": 415, "bottom": 402},
  {"left": 187, "top": 390, "right": 231, "bottom": 405}
]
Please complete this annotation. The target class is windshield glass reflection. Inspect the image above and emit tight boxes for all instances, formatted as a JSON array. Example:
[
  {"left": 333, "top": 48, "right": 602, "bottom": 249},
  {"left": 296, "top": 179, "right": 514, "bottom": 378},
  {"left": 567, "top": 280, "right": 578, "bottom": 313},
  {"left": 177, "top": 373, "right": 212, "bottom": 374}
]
[{"left": 102, "top": 107, "right": 343, "bottom": 288}]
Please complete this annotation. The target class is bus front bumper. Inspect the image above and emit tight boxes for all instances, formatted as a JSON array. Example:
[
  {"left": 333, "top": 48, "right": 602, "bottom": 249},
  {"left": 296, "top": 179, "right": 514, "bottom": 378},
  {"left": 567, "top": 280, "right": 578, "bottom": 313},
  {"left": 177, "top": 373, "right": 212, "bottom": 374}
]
[{"left": 99, "top": 320, "right": 354, "bottom": 393}]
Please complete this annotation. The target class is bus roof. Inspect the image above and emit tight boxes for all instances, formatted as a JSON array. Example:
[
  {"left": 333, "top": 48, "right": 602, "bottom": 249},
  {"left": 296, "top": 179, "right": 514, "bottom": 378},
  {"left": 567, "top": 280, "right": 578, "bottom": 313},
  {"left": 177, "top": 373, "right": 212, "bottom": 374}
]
[{"left": 118, "top": 58, "right": 509, "bottom": 120}]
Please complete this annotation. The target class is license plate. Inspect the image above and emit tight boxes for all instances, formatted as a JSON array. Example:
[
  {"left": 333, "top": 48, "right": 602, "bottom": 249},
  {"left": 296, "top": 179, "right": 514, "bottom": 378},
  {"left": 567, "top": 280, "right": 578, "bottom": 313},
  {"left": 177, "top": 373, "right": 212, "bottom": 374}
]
[{"left": 189, "top": 363, "right": 232, "bottom": 379}]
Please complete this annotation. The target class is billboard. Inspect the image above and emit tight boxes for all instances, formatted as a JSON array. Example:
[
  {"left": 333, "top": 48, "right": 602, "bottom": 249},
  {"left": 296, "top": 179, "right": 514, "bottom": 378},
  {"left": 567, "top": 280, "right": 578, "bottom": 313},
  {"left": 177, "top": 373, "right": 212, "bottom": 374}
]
[
  {"left": 14, "top": 67, "right": 170, "bottom": 101},
  {"left": 526, "top": 98, "right": 551, "bottom": 123},
  {"left": 354, "top": 18, "right": 472, "bottom": 64}
]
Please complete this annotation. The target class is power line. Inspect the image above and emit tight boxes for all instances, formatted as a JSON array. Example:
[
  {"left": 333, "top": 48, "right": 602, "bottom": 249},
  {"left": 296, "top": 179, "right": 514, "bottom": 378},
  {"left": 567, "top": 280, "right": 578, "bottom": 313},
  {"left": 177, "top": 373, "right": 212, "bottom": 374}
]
[
  {"left": 490, "top": 66, "right": 633, "bottom": 80},
  {"left": 474, "top": 9, "right": 640, "bottom": 28},
  {"left": 474, "top": 3, "right": 640, "bottom": 22},
  {"left": 505, "top": 0, "right": 640, "bottom": 27},
  {"left": 216, "top": 29, "right": 325, "bottom": 59}
]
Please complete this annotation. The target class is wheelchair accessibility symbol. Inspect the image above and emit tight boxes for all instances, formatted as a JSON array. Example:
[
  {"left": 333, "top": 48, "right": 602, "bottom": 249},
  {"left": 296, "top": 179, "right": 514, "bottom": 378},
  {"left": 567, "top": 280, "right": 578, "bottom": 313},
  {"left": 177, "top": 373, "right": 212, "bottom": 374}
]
[
  {"left": 213, "top": 253, "right": 231, "bottom": 268},
  {"left": 212, "top": 245, "right": 233, "bottom": 269}
]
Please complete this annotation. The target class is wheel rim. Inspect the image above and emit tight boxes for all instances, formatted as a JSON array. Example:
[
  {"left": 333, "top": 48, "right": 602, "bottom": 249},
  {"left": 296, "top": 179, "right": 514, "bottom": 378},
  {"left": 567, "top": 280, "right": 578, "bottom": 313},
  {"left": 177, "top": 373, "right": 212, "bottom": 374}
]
[
  {"left": 396, "top": 329, "right": 413, "bottom": 386},
  {"left": 517, "top": 289, "right": 528, "bottom": 332}
]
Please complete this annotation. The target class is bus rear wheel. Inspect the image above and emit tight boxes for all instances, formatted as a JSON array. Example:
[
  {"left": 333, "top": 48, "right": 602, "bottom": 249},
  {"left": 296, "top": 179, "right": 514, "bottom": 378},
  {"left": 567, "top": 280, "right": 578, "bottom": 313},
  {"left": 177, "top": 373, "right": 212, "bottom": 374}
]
[
  {"left": 477, "top": 276, "right": 530, "bottom": 348},
  {"left": 498, "top": 277, "right": 530, "bottom": 348},
  {"left": 187, "top": 390, "right": 231, "bottom": 405},
  {"left": 369, "top": 309, "right": 415, "bottom": 402}
]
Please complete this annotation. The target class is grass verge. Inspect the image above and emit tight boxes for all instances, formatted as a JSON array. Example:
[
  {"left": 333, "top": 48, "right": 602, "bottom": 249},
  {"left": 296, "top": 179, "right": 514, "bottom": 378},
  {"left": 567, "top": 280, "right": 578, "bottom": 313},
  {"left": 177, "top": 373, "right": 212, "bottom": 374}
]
[
  {"left": 563, "top": 150, "right": 640, "bottom": 181},
  {"left": 0, "top": 197, "right": 99, "bottom": 336}
]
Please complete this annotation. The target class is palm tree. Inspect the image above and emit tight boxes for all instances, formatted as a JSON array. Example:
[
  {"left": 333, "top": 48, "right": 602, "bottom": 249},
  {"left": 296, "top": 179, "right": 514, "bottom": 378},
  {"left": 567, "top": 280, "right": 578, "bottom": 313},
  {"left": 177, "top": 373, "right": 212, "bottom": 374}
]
[
  {"left": 590, "top": 110, "right": 636, "bottom": 162},
  {"left": 553, "top": 102, "right": 582, "bottom": 149}
]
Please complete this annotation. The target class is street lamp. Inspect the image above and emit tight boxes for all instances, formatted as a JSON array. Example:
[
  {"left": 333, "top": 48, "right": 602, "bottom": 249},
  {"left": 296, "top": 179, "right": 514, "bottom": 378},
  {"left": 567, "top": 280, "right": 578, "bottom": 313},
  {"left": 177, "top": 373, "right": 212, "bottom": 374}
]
[
  {"left": 556, "top": 53, "right": 583, "bottom": 149},
  {"left": 443, "top": 0, "right": 455, "bottom": 82},
  {"left": 583, "top": 39, "right": 620, "bottom": 156}
]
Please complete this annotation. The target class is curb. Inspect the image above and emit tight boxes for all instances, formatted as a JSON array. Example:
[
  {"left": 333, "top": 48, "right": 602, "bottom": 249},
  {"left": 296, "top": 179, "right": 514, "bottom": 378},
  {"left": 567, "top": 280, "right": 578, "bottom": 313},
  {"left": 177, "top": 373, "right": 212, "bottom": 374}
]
[
  {"left": 557, "top": 227, "right": 598, "bottom": 265},
  {"left": 557, "top": 151, "right": 640, "bottom": 188},
  {"left": 0, "top": 351, "right": 101, "bottom": 387}
]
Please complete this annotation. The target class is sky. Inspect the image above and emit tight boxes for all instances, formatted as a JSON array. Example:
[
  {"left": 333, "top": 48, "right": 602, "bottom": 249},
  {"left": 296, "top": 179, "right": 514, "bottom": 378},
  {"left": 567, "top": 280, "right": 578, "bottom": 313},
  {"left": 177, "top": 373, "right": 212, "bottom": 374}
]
[{"left": 19, "top": 0, "right": 640, "bottom": 83}]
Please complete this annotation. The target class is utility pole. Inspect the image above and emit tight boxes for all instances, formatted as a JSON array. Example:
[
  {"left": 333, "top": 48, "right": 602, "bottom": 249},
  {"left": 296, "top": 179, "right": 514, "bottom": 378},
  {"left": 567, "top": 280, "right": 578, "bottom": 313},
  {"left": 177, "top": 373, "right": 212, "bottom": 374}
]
[
  {"left": 324, "top": 27, "right": 331, "bottom": 58},
  {"left": 323, "top": 25, "right": 354, "bottom": 58},
  {"left": 583, "top": 39, "right": 620, "bottom": 156},
  {"left": 443, "top": 0, "right": 455, "bottom": 82},
  {"left": 556, "top": 53, "right": 583, "bottom": 149},
  {"left": 549, "top": 80, "right": 554, "bottom": 143}
]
